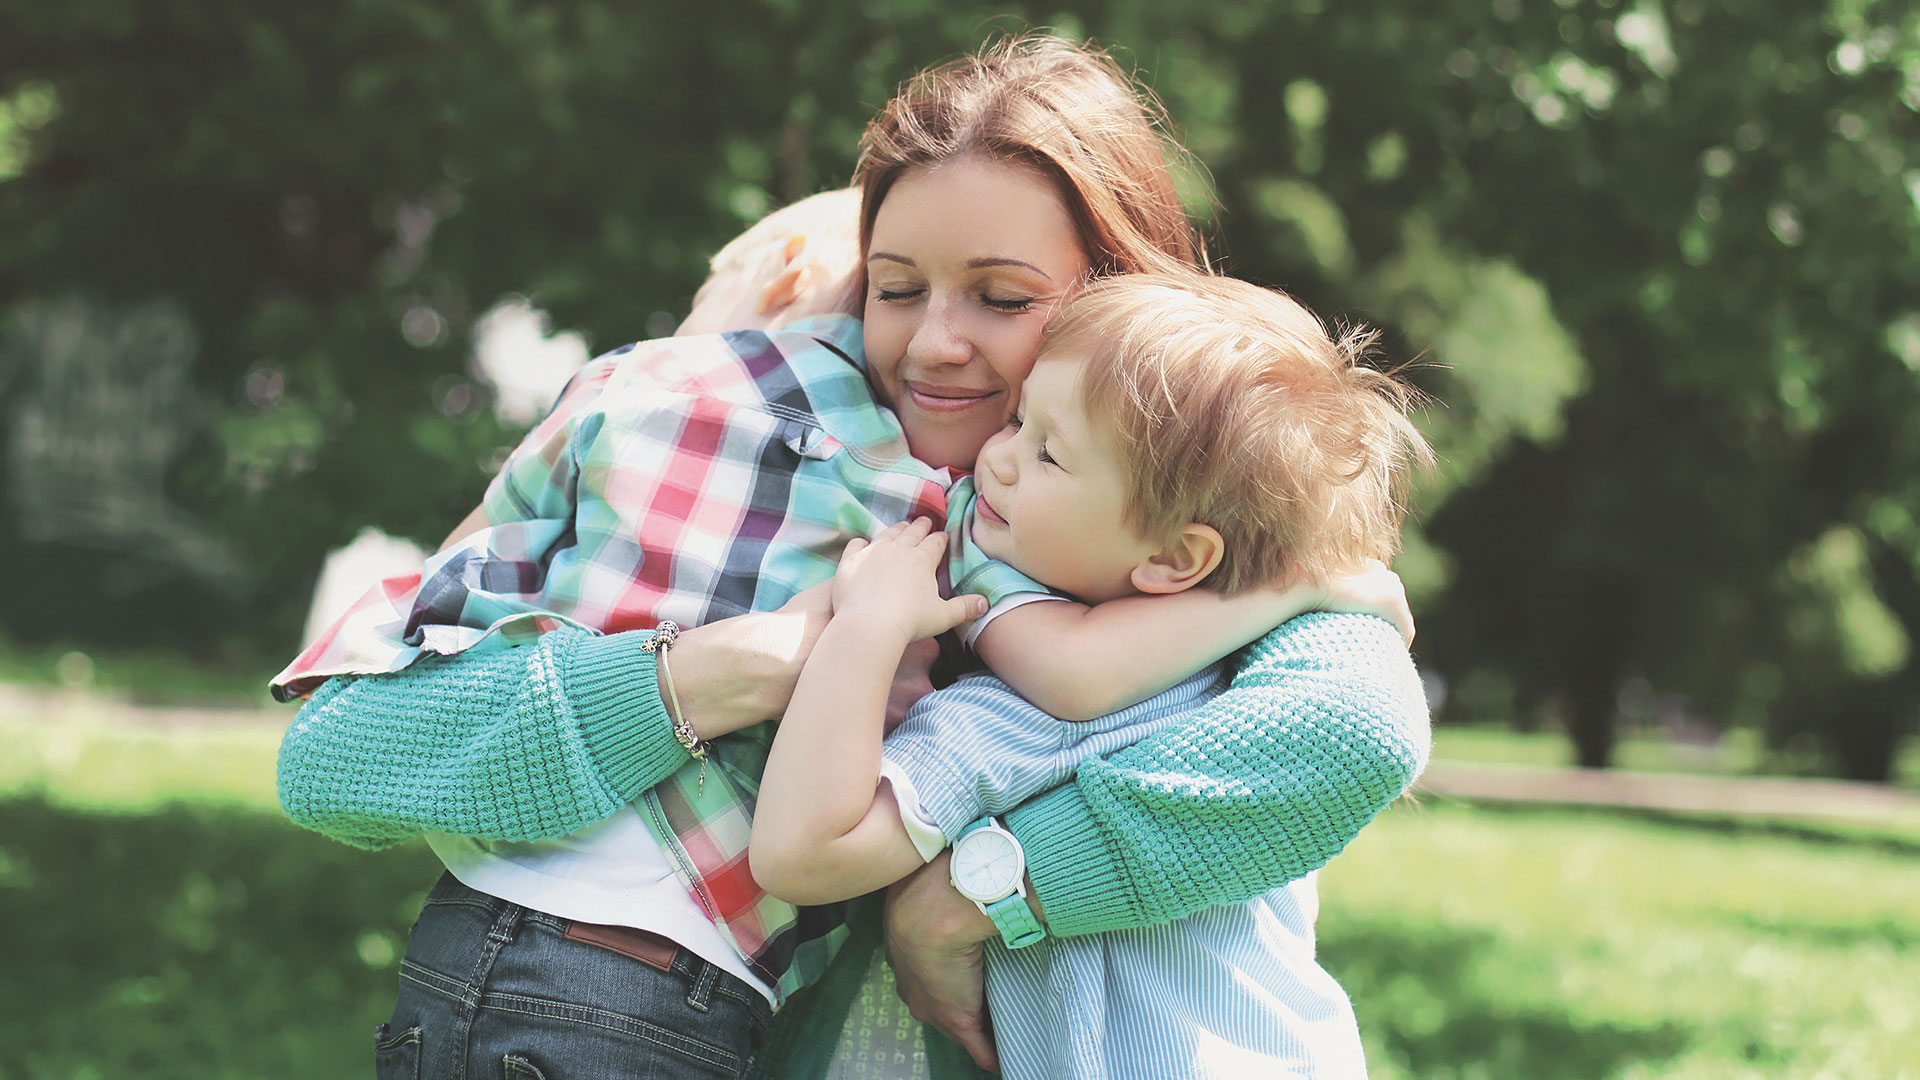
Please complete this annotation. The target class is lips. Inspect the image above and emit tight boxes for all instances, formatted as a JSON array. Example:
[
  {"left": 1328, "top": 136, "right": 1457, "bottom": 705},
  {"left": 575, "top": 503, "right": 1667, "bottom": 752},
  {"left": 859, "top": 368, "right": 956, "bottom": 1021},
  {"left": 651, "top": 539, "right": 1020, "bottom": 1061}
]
[
  {"left": 975, "top": 488, "right": 1008, "bottom": 526},
  {"left": 905, "top": 380, "right": 1000, "bottom": 414}
]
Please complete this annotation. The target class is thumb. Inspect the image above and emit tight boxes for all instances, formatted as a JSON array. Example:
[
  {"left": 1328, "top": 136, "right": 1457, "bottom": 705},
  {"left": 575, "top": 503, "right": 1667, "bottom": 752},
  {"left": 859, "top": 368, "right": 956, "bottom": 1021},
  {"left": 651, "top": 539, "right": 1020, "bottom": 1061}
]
[{"left": 946, "top": 594, "right": 989, "bottom": 628}]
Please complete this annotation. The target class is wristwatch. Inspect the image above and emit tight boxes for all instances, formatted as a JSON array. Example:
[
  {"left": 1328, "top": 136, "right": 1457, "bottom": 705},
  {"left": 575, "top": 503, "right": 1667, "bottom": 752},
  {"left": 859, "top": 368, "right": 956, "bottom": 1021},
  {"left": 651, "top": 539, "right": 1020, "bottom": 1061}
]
[{"left": 949, "top": 817, "right": 1047, "bottom": 949}]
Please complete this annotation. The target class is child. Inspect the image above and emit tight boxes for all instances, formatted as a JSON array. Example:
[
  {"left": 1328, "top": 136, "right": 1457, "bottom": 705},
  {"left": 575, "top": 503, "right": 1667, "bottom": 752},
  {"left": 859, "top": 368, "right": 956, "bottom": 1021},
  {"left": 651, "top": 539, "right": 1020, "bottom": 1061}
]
[{"left": 750, "top": 271, "right": 1432, "bottom": 1078}]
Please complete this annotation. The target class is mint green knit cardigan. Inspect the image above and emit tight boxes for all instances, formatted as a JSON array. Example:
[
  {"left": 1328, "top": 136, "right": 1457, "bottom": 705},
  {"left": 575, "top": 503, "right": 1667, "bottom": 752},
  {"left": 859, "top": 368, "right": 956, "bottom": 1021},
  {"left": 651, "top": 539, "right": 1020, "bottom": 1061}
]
[{"left": 277, "top": 611, "right": 1429, "bottom": 1077}]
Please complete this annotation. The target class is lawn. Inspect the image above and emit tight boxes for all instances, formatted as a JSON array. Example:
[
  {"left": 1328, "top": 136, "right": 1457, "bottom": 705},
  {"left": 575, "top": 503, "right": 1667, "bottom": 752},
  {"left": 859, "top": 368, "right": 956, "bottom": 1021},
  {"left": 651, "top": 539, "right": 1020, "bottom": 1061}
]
[{"left": 3, "top": 711, "right": 1916, "bottom": 1079}]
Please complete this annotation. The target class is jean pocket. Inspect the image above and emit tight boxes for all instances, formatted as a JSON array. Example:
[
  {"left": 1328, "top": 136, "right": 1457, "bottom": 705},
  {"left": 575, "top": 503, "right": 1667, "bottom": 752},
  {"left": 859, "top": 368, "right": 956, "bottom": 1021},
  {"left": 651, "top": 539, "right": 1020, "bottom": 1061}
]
[
  {"left": 502, "top": 1055, "right": 548, "bottom": 1079},
  {"left": 374, "top": 1023, "right": 422, "bottom": 1080}
]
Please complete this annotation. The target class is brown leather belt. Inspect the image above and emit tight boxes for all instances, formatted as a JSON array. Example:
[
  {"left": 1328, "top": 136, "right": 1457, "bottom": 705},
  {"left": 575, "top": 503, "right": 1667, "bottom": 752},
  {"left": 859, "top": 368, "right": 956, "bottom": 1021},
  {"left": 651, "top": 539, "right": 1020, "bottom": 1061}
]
[{"left": 562, "top": 920, "right": 679, "bottom": 972}]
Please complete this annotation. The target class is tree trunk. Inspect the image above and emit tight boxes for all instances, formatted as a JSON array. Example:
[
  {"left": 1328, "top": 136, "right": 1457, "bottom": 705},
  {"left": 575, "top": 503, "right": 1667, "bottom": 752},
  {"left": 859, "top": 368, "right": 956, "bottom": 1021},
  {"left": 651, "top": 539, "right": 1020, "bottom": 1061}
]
[{"left": 1566, "top": 575, "right": 1635, "bottom": 769}]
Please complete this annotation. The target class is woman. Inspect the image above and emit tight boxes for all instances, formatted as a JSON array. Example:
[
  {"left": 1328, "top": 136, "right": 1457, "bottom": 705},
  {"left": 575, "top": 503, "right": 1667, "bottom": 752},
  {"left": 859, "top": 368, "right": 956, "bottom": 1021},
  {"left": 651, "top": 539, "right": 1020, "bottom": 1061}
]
[{"left": 275, "top": 35, "right": 1425, "bottom": 1079}]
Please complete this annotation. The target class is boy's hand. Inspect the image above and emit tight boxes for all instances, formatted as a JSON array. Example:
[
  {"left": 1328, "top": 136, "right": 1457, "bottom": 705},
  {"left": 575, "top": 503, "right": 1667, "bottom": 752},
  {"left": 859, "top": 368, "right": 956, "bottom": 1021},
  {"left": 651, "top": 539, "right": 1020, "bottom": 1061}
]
[
  {"left": 1314, "top": 559, "right": 1415, "bottom": 645},
  {"left": 833, "top": 518, "right": 986, "bottom": 642}
]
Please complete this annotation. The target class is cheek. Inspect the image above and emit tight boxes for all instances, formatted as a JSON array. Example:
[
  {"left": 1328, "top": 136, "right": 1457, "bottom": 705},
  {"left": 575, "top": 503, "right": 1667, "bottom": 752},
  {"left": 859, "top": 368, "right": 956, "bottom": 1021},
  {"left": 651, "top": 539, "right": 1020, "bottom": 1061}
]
[
  {"left": 861, "top": 309, "right": 909, "bottom": 391},
  {"left": 983, "top": 321, "right": 1048, "bottom": 391}
]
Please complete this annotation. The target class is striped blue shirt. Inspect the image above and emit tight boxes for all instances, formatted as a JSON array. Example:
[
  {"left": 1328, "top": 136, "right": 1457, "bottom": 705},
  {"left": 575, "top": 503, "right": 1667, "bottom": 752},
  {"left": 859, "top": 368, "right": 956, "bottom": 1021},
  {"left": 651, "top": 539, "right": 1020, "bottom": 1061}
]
[{"left": 882, "top": 664, "right": 1370, "bottom": 1079}]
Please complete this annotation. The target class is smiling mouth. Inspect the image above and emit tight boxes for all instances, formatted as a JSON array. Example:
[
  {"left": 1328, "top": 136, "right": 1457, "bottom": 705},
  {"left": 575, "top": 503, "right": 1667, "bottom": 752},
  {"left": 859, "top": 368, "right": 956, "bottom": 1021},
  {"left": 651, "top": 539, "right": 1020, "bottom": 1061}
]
[
  {"left": 975, "top": 490, "right": 1008, "bottom": 526},
  {"left": 906, "top": 381, "right": 999, "bottom": 414}
]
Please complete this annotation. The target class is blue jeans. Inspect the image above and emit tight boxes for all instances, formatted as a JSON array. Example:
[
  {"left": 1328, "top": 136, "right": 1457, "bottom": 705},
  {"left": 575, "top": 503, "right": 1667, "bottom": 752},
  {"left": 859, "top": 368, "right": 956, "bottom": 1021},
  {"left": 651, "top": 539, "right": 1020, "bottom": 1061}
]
[{"left": 376, "top": 873, "right": 774, "bottom": 1079}]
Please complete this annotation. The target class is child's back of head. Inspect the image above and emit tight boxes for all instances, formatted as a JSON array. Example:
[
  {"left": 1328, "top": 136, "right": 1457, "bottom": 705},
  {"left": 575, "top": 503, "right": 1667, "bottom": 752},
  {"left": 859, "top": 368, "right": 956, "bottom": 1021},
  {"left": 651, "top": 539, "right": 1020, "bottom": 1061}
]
[
  {"left": 677, "top": 188, "right": 864, "bottom": 336},
  {"left": 1044, "top": 271, "right": 1432, "bottom": 593}
]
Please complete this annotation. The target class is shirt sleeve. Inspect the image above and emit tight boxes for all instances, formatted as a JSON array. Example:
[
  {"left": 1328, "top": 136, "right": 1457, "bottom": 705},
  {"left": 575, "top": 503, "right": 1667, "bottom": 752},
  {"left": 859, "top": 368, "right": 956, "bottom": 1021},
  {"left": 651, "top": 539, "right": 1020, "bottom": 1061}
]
[
  {"left": 878, "top": 669, "right": 1224, "bottom": 848},
  {"left": 270, "top": 353, "right": 620, "bottom": 700},
  {"left": 1002, "top": 613, "right": 1431, "bottom": 938},
  {"left": 942, "top": 475, "right": 1052, "bottom": 609},
  {"left": 276, "top": 625, "right": 686, "bottom": 850}
]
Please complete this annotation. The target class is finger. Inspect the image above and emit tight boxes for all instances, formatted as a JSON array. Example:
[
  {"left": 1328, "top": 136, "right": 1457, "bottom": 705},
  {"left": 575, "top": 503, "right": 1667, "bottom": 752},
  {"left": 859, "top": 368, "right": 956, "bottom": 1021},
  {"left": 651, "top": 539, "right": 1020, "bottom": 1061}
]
[
  {"left": 903, "top": 516, "right": 934, "bottom": 541},
  {"left": 953, "top": 1018, "right": 999, "bottom": 1072},
  {"left": 918, "top": 528, "right": 950, "bottom": 555},
  {"left": 841, "top": 536, "right": 869, "bottom": 559},
  {"left": 946, "top": 594, "right": 989, "bottom": 627},
  {"left": 876, "top": 520, "right": 912, "bottom": 542}
]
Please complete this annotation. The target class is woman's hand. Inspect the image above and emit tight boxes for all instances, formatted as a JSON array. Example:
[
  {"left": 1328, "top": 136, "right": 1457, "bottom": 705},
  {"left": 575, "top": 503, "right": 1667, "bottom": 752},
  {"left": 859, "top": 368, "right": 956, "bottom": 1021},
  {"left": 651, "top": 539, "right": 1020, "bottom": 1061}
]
[
  {"left": 884, "top": 851, "right": 1001, "bottom": 1072},
  {"left": 1313, "top": 559, "right": 1414, "bottom": 646},
  {"left": 664, "top": 584, "right": 833, "bottom": 739}
]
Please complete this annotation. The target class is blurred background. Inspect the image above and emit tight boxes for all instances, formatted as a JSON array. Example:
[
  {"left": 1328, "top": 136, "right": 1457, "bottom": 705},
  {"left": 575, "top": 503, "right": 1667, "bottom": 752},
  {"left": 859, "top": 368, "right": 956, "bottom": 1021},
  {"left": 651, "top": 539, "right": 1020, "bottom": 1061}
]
[{"left": 2, "top": 1, "right": 1917, "bottom": 1077}]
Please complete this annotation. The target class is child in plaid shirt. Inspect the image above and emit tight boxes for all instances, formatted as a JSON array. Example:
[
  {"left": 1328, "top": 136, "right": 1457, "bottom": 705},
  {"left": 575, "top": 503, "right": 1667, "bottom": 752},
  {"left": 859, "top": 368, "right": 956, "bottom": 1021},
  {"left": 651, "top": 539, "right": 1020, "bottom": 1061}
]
[{"left": 751, "top": 272, "right": 1432, "bottom": 1078}]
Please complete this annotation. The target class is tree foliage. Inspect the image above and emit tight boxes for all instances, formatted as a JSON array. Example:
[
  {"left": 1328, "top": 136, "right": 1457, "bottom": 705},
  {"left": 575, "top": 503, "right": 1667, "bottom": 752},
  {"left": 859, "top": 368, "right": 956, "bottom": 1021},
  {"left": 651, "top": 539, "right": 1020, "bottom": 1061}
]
[{"left": 1, "top": 0, "right": 1915, "bottom": 776}]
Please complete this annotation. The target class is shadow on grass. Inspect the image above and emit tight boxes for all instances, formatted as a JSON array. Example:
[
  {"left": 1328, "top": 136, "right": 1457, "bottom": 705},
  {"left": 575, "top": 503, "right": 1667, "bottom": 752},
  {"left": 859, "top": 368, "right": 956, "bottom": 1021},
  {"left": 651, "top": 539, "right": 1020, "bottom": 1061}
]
[
  {"left": 1321, "top": 923, "right": 1699, "bottom": 1079},
  {"left": 0, "top": 797, "right": 440, "bottom": 1079},
  {"left": 1441, "top": 797, "right": 1920, "bottom": 857}
]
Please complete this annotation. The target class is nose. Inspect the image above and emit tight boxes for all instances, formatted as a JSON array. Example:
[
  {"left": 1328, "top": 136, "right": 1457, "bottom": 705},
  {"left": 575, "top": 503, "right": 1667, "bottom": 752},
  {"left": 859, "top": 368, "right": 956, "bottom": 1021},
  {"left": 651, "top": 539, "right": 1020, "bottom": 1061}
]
[
  {"left": 907, "top": 295, "right": 971, "bottom": 367},
  {"left": 980, "top": 426, "right": 1018, "bottom": 484}
]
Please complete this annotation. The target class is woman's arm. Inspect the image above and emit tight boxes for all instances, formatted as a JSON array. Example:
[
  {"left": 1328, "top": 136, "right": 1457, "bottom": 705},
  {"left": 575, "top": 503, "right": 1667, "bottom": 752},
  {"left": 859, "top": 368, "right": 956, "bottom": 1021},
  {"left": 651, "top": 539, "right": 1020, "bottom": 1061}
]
[
  {"left": 1007, "top": 612, "right": 1428, "bottom": 933},
  {"left": 278, "top": 593, "right": 836, "bottom": 849},
  {"left": 885, "top": 612, "right": 1428, "bottom": 1060}
]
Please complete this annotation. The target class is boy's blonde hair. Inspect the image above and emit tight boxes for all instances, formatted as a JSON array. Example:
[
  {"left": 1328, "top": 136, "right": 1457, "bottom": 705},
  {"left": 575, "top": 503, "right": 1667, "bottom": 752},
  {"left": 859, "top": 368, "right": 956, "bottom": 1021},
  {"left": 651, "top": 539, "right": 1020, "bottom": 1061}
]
[
  {"left": 855, "top": 34, "right": 1205, "bottom": 280},
  {"left": 1045, "top": 272, "right": 1432, "bottom": 593},
  {"left": 685, "top": 188, "right": 864, "bottom": 329}
]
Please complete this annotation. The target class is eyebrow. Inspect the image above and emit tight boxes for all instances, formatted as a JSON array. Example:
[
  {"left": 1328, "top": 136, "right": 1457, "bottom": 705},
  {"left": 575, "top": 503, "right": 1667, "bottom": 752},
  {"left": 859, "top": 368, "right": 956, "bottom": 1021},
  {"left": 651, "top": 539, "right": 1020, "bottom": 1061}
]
[{"left": 865, "top": 252, "right": 1052, "bottom": 280}]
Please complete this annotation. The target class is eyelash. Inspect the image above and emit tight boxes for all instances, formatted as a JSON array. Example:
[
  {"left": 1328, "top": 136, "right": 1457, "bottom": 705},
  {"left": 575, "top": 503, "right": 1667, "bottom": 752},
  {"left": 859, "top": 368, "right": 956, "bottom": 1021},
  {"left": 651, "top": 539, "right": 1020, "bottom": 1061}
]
[
  {"left": 869, "top": 287, "right": 1034, "bottom": 313},
  {"left": 1007, "top": 415, "right": 1056, "bottom": 465}
]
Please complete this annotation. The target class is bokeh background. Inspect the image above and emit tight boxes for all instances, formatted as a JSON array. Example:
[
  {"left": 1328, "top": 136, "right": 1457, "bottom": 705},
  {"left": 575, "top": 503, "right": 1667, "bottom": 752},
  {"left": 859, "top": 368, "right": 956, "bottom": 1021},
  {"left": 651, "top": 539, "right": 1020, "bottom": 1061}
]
[{"left": 3, "top": 2, "right": 1918, "bottom": 1077}]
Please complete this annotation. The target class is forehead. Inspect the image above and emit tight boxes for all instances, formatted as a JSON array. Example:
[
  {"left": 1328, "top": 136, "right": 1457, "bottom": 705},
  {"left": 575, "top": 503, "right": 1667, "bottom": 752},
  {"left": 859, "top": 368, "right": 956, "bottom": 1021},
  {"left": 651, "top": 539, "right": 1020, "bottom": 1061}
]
[
  {"left": 868, "top": 157, "right": 1087, "bottom": 269},
  {"left": 1021, "top": 355, "right": 1104, "bottom": 437}
]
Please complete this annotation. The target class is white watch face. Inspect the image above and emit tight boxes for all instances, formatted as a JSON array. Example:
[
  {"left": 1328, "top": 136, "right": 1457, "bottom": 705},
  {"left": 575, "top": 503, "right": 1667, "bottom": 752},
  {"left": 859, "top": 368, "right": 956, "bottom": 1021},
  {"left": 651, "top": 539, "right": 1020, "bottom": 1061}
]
[{"left": 952, "top": 828, "right": 1023, "bottom": 902}]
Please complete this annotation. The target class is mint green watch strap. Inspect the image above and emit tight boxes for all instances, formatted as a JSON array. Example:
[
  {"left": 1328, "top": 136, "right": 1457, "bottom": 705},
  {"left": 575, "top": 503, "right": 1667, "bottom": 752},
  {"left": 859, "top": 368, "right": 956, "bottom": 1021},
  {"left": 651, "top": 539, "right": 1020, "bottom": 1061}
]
[
  {"left": 983, "top": 891, "right": 1046, "bottom": 949},
  {"left": 957, "top": 816, "right": 1048, "bottom": 949}
]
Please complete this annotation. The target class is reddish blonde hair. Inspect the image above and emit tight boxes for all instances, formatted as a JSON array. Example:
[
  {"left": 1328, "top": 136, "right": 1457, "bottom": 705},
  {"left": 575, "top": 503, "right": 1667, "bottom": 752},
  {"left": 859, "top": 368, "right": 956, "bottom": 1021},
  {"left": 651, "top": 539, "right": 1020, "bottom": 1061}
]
[
  {"left": 1046, "top": 272, "right": 1432, "bottom": 593},
  {"left": 854, "top": 34, "right": 1205, "bottom": 278}
]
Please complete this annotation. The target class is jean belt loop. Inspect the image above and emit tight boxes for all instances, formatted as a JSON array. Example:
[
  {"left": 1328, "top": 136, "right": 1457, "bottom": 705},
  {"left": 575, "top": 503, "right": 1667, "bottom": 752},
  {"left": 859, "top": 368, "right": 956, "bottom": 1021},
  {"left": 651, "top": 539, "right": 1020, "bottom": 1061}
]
[
  {"left": 685, "top": 958, "right": 719, "bottom": 1013},
  {"left": 484, "top": 897, "right": 525, "bottom": 948}
]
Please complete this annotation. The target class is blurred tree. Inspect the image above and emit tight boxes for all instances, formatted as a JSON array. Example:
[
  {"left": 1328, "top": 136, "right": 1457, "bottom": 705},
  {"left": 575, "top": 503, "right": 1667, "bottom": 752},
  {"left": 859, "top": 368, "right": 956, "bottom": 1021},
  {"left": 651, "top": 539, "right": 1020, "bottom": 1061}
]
[{"left": 0, "top": 0, "right": 1914, "bottom": 777}]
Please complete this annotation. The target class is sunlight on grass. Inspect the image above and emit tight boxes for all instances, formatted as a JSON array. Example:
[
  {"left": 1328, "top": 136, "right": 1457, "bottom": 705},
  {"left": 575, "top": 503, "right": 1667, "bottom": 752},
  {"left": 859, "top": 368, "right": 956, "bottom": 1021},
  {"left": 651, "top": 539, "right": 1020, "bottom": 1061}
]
[
  {"left": 5, "top": 713, "right": 1916, "bottom": 1078},
  {"left": 0, "top": 711, "right": 287, "bottom": 812},
  {"left": 1321, "top": 803, "right": 1920, "bottom": 1079},
  {"left": 1432, "top": 723, "right": 1920, "bottom": 790}
]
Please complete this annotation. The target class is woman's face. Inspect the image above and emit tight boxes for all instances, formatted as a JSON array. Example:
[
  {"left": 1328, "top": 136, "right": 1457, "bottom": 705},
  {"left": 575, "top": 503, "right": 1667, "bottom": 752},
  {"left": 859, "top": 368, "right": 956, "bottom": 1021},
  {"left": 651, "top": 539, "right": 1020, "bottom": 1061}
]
[{"left": 863, "top": 157, "right": 1092, "bottom": 472}]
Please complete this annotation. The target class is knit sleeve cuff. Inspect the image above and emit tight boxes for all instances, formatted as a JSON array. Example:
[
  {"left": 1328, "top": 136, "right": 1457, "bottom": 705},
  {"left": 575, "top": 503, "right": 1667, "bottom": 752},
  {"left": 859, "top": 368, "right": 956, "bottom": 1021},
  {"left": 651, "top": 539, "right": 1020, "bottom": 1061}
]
[
  {"left": 564, "top": 631, "right": 688, "bottom": 801},
  {"left": 1004, "top": 784, "right": 1144, "bottom": 938}
]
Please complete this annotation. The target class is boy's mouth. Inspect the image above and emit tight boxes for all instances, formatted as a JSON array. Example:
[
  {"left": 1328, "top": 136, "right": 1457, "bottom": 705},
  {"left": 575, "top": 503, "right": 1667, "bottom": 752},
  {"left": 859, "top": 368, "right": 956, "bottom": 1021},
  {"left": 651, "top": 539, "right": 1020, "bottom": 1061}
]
[{"left": 975, "top": 490, "right": 1009, "bottom": 526}]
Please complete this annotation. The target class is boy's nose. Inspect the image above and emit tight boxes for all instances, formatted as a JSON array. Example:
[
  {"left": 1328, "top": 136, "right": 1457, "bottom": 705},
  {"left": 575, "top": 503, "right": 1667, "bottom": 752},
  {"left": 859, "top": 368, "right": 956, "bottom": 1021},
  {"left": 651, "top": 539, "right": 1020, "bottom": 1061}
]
[{"left": 981, "top": 432, "right": 1017, "bottom": 484}]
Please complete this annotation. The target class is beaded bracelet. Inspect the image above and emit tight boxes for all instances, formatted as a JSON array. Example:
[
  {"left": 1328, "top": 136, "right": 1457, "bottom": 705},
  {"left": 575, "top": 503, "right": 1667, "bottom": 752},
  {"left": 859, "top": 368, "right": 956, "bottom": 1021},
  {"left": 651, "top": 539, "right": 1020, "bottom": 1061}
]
[{"left": 641, "top": 620, "right": 710, "bottom": 790}]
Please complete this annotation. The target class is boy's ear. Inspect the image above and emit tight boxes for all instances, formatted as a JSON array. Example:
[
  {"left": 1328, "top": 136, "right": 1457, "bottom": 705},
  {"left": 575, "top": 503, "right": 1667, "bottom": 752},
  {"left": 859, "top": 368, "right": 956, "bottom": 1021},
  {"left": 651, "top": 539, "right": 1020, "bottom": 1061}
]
[
  {"left": 1130, "top": 523, "right": 1224, "bottom": 596},
  {"left": 755, "top": 236, "right": 813, "bottom": 315}
]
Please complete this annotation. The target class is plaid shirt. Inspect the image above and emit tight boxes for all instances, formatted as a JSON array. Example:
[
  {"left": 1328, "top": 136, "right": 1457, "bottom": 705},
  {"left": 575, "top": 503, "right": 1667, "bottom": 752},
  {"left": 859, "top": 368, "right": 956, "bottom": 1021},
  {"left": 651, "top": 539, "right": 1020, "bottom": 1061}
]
[{"left": 272, "top": 315, "right": 1042, "bottom": 1002}]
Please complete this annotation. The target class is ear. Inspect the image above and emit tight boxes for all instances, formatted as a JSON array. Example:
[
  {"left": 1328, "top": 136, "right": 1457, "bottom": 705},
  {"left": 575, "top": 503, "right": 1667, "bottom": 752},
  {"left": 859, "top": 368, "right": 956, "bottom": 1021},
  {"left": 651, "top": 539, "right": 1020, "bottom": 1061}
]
[
  {"left": 754, "top": 235, "right": 813, "bottom": 315},
  {"left": 1130, "top": 523, "right": 1224, "bottom": 596}
]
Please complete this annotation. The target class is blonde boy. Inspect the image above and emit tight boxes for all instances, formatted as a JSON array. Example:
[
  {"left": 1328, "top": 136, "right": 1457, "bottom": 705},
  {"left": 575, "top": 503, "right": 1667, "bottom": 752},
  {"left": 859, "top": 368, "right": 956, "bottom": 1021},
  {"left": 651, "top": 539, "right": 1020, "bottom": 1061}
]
[{"left": 751, "top": 272, "right": 1431, "bottom": 1079}]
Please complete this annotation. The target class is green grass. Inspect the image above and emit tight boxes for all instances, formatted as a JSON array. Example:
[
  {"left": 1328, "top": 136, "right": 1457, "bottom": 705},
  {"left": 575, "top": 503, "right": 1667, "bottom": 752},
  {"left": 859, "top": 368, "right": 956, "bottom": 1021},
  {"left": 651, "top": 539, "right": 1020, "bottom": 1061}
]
[
  {"left": 1318, "top": 802, "right": 1920, "bottom": 1079},
  {"left": 1432, "top": 723, "right": 1920, "bottom": 791},
  {"left": 4, "top": 711, "right": 1916, "bottom": 1079},
  {"left": 0, "top": 634, "right": 278, "bottom": 707}
]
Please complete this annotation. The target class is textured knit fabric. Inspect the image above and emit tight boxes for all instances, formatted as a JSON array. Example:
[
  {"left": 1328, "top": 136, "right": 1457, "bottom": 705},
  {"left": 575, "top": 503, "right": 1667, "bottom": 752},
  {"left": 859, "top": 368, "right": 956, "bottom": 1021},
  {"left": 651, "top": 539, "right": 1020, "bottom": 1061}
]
[
  {"left": 272, "top": 315, "right": 1038, "bottom": 1003},
  {"left": 283, "top": 612, "right": 1429, "bottom": 1079},
  {"left": 1009, "top": 613, "right": 1430, "bottom": 938},
  {"left": 884, "top": 658, "right": 1375, "bottom": 1079}
]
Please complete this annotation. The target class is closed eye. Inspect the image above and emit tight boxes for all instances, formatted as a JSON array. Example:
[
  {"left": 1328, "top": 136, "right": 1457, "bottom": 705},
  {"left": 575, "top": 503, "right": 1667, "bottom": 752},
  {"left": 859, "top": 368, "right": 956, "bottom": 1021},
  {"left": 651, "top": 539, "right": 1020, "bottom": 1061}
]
[
  {"left": 874, "top": 286, "right": 925, "bottom": 304},
  {"left": 981, "top": 294, "right": 1035, "bottom": 313}
]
